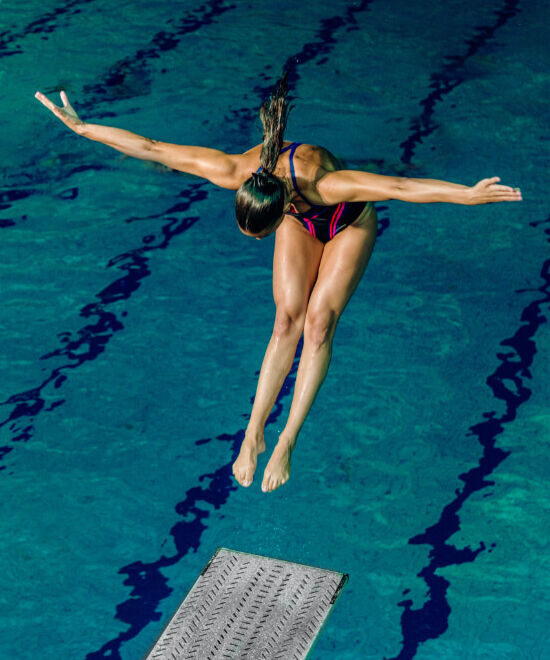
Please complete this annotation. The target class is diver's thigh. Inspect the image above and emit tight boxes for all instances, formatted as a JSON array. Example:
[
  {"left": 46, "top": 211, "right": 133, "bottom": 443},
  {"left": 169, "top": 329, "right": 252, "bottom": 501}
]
[
  {"left": 308, "top": 210, "right": 377, "bottom": 316},
  {"left": 272, "top": 215, "right": 324, "bottom": 311}
]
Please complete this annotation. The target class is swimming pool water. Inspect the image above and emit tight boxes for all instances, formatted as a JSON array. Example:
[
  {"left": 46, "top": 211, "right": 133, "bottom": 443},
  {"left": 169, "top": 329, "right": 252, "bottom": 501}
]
[{"left": 1, "top": 0, "right": 549, "bottom": 658}]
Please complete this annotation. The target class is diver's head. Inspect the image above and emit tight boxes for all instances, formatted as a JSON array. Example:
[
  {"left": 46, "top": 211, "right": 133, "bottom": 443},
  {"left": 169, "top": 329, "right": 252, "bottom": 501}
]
[
  {"left": 235, "top": 171, "right": 288, "bottom": 238},
  {"left": 236, "top": 70, "right": 292, "bottom": 239}
]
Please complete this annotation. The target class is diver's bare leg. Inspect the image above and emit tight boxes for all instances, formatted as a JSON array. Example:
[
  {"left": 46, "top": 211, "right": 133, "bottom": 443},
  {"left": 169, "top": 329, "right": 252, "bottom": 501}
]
[
  {"left": 262, "top": 209, "right": 378, "bottom": 492},
  {"left": 233, "top": 217, "right": 323, "bottom": 487}
]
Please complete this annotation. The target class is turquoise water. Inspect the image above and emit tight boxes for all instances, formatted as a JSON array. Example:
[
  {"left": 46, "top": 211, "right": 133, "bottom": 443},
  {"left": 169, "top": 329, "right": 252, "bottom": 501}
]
[{"left": 1, "top": 0, "right": 549, "bottom": 658}]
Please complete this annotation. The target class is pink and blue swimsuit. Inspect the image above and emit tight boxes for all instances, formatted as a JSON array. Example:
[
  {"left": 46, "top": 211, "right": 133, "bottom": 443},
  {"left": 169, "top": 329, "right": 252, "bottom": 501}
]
[{"left": 258, "top": 142, "right": 370, "bottom": 243}]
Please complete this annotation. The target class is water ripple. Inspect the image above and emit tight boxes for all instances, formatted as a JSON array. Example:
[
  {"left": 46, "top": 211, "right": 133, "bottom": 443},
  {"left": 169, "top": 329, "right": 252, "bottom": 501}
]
[
  {"left": 388, "top": 2, "right": 541, "bottom": 654},
  {"left": 388, "top": 215, "right": 549, "bottom": 659},
  {"left": 0, "top": 184, "right": 207, "bottom": 468},
  {"left": 81, "top": 0, "right": 237, "bottom": 116},
  {"left": 399, "top": 0, "right": 521, "bottom": 164},
  {"left": 0, "top": 0, "right": 98, "bottom": 59}
]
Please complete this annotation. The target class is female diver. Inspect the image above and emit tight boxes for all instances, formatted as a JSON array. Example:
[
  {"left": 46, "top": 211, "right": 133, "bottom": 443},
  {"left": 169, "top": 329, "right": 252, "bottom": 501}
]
[{"left": 35, "top": 74, "right": 522, "bottom": 493}]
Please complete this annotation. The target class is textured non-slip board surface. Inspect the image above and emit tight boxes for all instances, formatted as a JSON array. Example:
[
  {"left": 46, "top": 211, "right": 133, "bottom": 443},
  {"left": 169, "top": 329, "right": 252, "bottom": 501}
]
[{"left": 145, "top": 548, "right": 348, "bottom": 659}]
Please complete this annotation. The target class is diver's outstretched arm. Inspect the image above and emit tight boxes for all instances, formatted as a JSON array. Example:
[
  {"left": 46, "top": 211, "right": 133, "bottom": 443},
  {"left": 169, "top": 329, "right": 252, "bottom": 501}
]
[
  {"left": 35, "top": 90, "right": 242, "bottom": 189},
  {"left": 317, "top": 169, "right": 522, "bottom": 205}
]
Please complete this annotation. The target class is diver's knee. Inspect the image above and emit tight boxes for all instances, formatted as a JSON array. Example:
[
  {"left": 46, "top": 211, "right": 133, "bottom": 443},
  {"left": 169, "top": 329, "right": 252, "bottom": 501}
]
[
  {"left": 304, "top": 309, "right": 338, "bottom": 349},
  {"left": 272, "top": 306, "right": 305, "bottom": 340}
]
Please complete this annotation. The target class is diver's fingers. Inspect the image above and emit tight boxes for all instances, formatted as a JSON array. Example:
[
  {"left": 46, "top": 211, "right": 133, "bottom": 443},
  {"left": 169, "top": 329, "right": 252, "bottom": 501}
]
[{"left": 35, "top": 91, "right": 59, "bottom": 113}]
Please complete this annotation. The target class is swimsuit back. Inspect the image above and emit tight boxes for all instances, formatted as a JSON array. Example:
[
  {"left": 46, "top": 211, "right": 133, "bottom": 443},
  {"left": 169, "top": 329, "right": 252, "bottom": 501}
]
[{"left": 256, "top": 142, "right": 369, "bottom": 243}]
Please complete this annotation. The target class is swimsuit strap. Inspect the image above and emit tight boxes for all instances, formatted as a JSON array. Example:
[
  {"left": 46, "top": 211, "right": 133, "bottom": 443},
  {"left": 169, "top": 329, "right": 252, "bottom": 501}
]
[
  {"left": 280, "top": 142, "right": 294, "bottom": 155},
  {"left": 288, "top": 142, "right": 315, "bottom": 207},
  {"left": 255, "top": 142, "right": 323, "bottom": 211},
  {"left": 255, "top": 142, "right": 295, "bottom": 173}
]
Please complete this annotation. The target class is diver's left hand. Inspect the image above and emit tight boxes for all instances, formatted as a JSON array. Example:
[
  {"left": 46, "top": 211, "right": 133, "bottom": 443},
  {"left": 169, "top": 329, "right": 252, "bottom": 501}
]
[
  {"left": 35, "top": 90, "right": 85, "bottom": 134},
  {"left": 467, "top": 177, "right": 522, "bottom": 204}
]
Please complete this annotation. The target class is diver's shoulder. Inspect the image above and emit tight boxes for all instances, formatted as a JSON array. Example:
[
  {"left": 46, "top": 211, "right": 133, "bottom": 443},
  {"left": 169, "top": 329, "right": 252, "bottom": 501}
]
[
  {"left": 234, "top": 143, "right": 263, "bottom": 180},
  {"left": 297, "top": 142, "right": 336, "bottom": 162},
  {"left": 295, "top": 143, "right": 339, "bottom": 174}
]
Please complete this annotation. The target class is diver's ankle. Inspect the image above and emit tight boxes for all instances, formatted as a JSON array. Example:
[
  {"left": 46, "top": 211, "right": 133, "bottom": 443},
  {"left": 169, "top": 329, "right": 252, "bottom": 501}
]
[
  {"left": 244, "top": 429, "right": 265, "bottom": 445},
  {"left": 277, "top": 433, "right": 297, "bottom": 450}
]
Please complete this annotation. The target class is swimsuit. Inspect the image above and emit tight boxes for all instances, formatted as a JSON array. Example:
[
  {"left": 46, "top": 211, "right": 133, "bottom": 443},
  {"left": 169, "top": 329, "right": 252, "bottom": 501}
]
[{"left": 257, "top": 142, "right": 371, "bottom": 243}]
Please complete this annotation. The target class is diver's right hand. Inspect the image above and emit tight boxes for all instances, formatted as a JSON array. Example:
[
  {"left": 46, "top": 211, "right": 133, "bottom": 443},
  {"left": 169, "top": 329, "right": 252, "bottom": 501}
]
[{"left": 35, "top": 90, "right": 85, "bottom": 134}]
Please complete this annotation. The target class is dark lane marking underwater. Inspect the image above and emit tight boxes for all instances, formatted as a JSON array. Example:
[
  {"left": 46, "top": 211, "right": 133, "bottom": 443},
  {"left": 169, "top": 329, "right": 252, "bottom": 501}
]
[
  {"left": 82, "top": 4, "right": 378, "bottom": 658},
  {"left": 0, "top": 0, "right": 236, "bottom": 229},
  {"left": 399, "top": 0, "right": 521, "bottom": 164},
  {"left": 0, "top": 188, "right": 34, "bottom": 228},
  {"left": 388, "top": 2, "right": 539, "bottom": 658},
  {"left": 388, "top": 215, "right": 550, "bottom": 660},
  {"left": 1, "top": 166, "right": 106, "bottom": 232},
  {"left": 80, "top": 0, "right": 237, "bottom": 117},
  {"left": 0, "top": 0, "right": 98, "bottom": 59},
  {"left": 0, "top": 0, "right": 237, "bottom": 227},
  {"left": 0, "top": 0, "right": 243, "bottom": 452},
  {"left": 0, "top": 0, "right": 233, "bottom": 64},
  {"left": 0, "top": 184, "right": 207, "bottom": 469}
]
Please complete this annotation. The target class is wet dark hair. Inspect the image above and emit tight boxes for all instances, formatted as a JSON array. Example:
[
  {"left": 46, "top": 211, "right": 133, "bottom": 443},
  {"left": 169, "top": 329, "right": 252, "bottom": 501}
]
[{"left": 235, "top": 72, "right": 291, "bottom": 235}]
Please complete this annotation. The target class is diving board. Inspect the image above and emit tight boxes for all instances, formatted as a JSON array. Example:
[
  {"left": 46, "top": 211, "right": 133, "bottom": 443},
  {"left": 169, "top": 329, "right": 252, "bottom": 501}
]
[{"left": 144, "top": 547, "right": 349, "bottom": 659}]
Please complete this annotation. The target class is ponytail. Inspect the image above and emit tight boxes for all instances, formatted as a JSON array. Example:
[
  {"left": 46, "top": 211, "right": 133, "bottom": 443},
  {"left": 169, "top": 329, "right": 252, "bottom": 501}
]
[
  {"left": 235, "top": 72, "right": 292, "bottom": 236},
  {"left": 259, "top": 71, "right": 291, "bottom": 174}
]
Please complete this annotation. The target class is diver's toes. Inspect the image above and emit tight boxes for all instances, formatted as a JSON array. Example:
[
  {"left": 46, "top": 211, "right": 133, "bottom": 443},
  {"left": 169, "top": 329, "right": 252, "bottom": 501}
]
[{"left": 233, "top": 461, "right": 255, "bottom": 486}]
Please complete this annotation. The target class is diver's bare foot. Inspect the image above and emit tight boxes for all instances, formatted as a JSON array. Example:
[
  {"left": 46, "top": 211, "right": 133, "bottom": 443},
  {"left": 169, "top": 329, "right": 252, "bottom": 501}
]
[
  {"left": 261, "top": 436, "right": 295, "bottom": 493},
  {"left": 232, "top": 433, "right": 266, "bottom": 487}
]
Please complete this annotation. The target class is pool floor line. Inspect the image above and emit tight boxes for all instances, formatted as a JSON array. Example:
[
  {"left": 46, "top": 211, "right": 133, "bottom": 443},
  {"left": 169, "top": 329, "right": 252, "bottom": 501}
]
[
  {"left": 388, "top": 212, "right": 550, "bottom": 659},
  {"left": 385, "top": 2, "right": 529, "bottom": 656},
  {"left": 0, "top": 0, "right": 100, "bottom": 60},
  {"left": 82, "top": 0, "right": 237, "bottom": 119},
  {"left": 399, "top": 0, "right": 521, "bottom": 163},
  {"left": 0, "top": 184, "right": 207, "bottom": 469}
]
